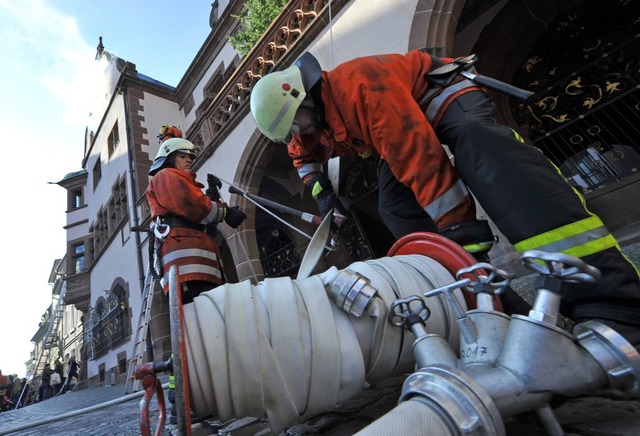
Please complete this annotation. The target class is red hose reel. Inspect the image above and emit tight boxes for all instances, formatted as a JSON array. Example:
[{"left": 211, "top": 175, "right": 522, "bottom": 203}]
[{"left": 387, "top": 232, "right": 503, "bottom": 311}]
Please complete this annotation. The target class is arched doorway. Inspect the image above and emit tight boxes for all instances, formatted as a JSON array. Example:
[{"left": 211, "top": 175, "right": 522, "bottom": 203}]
[{"left": 510, "top": 0, "right": 640, "bottom": 193}]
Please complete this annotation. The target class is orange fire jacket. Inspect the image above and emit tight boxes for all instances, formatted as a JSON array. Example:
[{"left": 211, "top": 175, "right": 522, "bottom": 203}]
[
  {"left": 288, "top": 50, "right": 478, "bottom": 228},
  {"left": 146, "top": 168, "right": 224, "bottom": 293}
]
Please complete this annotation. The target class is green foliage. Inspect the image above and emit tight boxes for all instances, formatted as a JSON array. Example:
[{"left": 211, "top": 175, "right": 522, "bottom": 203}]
[{"left": 228, "top": 0, "right": 289, "bottom": 55}]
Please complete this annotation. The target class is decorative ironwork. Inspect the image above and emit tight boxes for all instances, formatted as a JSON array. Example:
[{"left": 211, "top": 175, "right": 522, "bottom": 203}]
[
  {"left": 190, "top": 0, "right": 348, "bottom": 151},
  {"left": 344, "top": 156, "right": 380, "bottom": 202},
  {"left": 257, "top": 225, "right": 301, "bottom": 278},
  {"left": 339, "top": 216, "right": 374, "bottom": 262},
  {"left": 88, "top": 284, "right": 130, "bottom": 359},
  {"left": 510, "top": 0, "right": 640, "bottom": 192}
]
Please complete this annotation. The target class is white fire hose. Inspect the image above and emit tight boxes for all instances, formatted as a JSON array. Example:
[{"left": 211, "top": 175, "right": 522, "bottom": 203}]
[
  {"left": 172, "top": 248, "right": 640, "bottom": 435},
  {"left": 181, "top": 255, "right": 463, "bottom": 433}
]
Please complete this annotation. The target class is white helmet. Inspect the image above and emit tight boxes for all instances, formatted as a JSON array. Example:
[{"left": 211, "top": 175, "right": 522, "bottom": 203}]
[
  {"left": 250, "top": 64, "right": 306, "bottom": 142},
  {"left": 250, "top": 52, "right": 323, "bottom": 142},
  {"left": 149, "top": 137, "right": 197, "bottom": 175}
]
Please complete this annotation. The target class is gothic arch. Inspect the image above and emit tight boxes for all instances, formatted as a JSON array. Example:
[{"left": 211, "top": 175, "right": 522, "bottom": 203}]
[
  {"left": 407, "top": 0, "right": 466, "bottom": 56},
  {"left": 229, "top": 129, "right": 334, "bottom": 281}
]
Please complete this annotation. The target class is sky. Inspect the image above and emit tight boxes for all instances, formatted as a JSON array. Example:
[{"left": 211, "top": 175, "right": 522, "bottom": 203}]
[{"left": 0, "top": 0, "right": 214, "bottom": 378}]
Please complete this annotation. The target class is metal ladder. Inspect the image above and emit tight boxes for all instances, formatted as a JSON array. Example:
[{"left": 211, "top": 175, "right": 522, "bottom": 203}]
[
  {"left": 123, "top": 271, "right": 157, "bottom": 394},
  {"left": 18, "top": 284, "right": 67, "bottom": 407}
]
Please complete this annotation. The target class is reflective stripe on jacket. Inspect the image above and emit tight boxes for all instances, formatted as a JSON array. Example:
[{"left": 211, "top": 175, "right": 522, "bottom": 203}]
[
  {"left": 159, "top": 228, "right": 224, "bottom": 292},
  {"left": 146, "top": 168, "right": 225, "bottom": 293},
  {"left": 287, "top": 50, "right": 475, "bottom": 227}
]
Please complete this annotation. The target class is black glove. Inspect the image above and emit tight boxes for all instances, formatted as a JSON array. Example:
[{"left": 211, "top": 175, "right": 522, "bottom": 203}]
[
  {"left": 206, "top": 174, "right": 222, "bottom": 202},
  {"left": 224, "top": 205, "right": 247, "bottom": 228},
  {"left": 317, "top": 189, "right": 347, "bottom": 218}
]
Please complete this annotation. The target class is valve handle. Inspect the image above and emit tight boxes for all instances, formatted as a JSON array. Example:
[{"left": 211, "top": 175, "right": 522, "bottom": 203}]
[
  {"left": 455, "top": 262, "right": 513, "bottom": 295},
  {"left": 389, "top": 295, "right": 431, "bottom": 330},
  {"left": 521, "top": 250, "right": 601, "bottom": 283}
]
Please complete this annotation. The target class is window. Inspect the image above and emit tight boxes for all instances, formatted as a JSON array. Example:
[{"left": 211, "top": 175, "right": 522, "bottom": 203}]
[
  {"left": 72, "top": 242, "right": 86, "bottom": 273},
  {"left": 92, "top": 159, "right": 102, "bottom": 191},
  {"left": 107, "top": 121, "right": 120, "bottom": 157},
  {"left": 90, "top": 283, "right": 130, "bottom": 359},
  {"left": 68, "top": 188, "right": 84, "bottom": 210},
  {"left": 91, "top": 178, "right": 128, "bottom": 257},
  {"left": 72, "top": 189, "right": 83, "bottom": 208}
]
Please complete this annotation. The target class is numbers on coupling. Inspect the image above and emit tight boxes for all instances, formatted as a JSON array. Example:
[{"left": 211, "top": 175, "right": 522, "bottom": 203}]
[
  {"left": 460, "top": 345, "right": 489, "bottom": 359},
  {"left": 521, "top": 250, "right": 601, "bottom": 283},
  {"left": 455, "top": 262, "right": 514, "bottom": 296},
  {"left": 389, "top": 295, "right": 431, "bottom": 331}
]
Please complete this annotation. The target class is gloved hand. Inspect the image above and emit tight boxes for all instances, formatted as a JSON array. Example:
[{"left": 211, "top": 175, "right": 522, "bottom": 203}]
[
  {"left": 206, "top": 174, "right": 223, "bottom": 202},
  {"left": 312, "top": 177, "right": 347, "bottom": 218},
  {"left": 317, "top": 189, "right": 347, "bottom": 218},
  {"left": 224, "top": 205, "right": 247, "bottom": 228}
]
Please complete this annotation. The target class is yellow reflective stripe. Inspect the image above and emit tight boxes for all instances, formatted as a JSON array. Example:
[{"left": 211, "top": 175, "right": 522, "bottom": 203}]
[
  {"left": 312, "top": 181, "right": 324, "bottom": 200},
  {"left": 513, "top": 216, "right": 618, "bottom": 258},
  {"left": 462, "top": 242, "right": 493, "bottom": 253},
  {"left": 511, "top": 129, "right": 525, "bottom": 143}
]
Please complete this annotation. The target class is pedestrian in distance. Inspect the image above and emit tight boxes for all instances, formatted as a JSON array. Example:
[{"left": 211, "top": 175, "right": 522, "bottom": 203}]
[
  {"left": 61, "top": 355, "right": 79, "bottom": 394},
  {"left": 249, "top": 50, "right": 640, "bottom": 349},
  {"left": 49, "top": 368, "right": 61, "bottom": 396},
  {"left": 52, "top": 358, "right": 64, "bottom": 396},
  {"left": 39, "top": 365, "right": 52, "bottom": 401}
]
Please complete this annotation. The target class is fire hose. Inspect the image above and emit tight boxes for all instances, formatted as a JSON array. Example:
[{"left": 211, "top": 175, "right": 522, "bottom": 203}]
[
  {"left": 181, "top": 253, "right": 462, "bottom": 433},
  {"left": 169, "top": 234, "right": 639, "bottom": 435}
]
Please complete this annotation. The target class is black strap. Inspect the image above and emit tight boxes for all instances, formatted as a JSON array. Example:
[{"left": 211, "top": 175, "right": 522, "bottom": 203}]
[{"left": 160, "top": 215, "right": 206, "bottom": 232}]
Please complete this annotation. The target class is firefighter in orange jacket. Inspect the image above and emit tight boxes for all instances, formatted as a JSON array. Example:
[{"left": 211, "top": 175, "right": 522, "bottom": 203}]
[
  {"left": 146, "top": 137, "right": 246, "bottom": 303},
  {"left": 249, "top": 50, "right": 640, "bottom": 347}
]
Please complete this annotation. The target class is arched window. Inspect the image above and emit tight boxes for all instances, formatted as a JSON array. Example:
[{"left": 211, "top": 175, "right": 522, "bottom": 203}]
[{"left": 89, "top": 283, "right": 131, "bottom": 359}]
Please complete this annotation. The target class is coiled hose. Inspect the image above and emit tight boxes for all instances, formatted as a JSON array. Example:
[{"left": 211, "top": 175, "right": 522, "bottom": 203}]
[{"left": 182, "top": 255, "right": 465, "bottom": 433}]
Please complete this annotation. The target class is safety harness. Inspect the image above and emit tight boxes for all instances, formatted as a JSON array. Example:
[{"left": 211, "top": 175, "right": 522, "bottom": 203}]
[
  {"left": 149, "top": 217, "right": 170, "bottom": 283},
  {"left": 420, "top": 55, "right": 484, "bottom": 128}
]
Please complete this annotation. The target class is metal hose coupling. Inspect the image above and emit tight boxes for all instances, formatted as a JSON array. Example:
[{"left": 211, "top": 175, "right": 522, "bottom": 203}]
[
  {"left": 573, "top": 320, "right": 640, "bottom": 395},
  {"left": 400, "top": 365, "right": 505, "bottom": 436},
  {"left": 328, "top": 268, "right": 378, "bottom": 317}
]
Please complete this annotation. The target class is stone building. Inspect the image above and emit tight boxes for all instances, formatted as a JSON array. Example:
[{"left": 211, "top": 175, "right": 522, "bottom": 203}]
[{"left": 51, "top": 0, "right": 640, "bottom": 388}]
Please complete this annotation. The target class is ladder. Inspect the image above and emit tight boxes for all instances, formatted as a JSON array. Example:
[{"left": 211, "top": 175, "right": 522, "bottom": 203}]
[
  {"left": 123, "top": 271, "right": 156, "bottom": 394},
  {"left": 18, "top": 284, "right": 67, "bottom": 407}
]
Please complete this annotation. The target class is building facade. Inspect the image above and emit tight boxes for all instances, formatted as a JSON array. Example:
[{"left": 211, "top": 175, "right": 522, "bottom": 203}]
[{"left": 50, "top": 0, "right": 640, "bottom": 386}]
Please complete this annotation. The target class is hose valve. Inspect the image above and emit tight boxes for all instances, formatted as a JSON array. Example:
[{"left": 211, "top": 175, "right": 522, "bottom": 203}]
[
  {"left": 425, "top": 279, "right": 478, "bottom": 344},
  {"left": 522, "top": 250, "right": 601, "bottom": 325},
  {"left": 456, "top": 263, "right": 513, "bottom": 311},
  {"left": 389, "top": 295, "right": 431, "bottom": 338}
]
